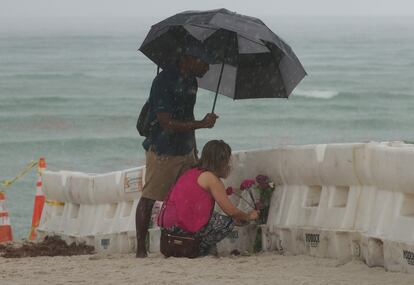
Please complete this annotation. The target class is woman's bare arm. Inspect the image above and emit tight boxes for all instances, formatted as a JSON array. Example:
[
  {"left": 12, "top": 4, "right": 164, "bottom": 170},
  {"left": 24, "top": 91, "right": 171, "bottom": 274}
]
[{"left": 198, "top": 172, "right": 257, "bottom": 222}]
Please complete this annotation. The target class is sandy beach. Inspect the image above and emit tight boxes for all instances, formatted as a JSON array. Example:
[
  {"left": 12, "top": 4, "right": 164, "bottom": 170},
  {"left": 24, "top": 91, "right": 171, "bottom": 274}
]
[{"left": 1, "top": 251, "right": 412, "bottom": 285}]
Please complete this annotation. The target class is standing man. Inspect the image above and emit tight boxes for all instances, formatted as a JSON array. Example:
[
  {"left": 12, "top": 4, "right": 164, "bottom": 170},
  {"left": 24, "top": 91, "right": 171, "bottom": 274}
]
[{"left": 136, "top": 49, "right": 218, "bottom": 257}]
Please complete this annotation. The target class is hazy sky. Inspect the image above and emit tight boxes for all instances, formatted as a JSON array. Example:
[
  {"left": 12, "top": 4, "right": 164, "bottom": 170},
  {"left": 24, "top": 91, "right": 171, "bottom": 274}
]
[{"left": 2, "top": 0, "right": 414, "bottom": 19}]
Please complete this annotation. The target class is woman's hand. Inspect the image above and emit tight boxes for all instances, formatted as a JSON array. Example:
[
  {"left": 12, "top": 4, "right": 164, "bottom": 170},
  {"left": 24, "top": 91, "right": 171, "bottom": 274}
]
[
  {"left": 233, "top": 218, "right": 244, "bottom": 226},
  {"left": 248, "top": 210, "right": 259, "bottom": 221}
]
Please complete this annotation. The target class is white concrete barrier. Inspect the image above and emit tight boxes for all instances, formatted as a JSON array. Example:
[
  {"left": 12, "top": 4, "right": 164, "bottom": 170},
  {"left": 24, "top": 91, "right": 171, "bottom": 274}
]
[
  {"left": 224, "top": 148, "right": 283, "bottom": 189},
  {"left": 270, "top": 143, "right": 364, "bottom": 232},
  {"left": 217, "top": 224, "right": 258, "bottom": 255},
  {"left": 37, "top": 167, "right": 144, "bottom": 254},
  {"left": 37, "top": 142, "right": 414, "bottom": 272},
  {"left": 265, "top": 142, "right": 414, "bottom": 273}
]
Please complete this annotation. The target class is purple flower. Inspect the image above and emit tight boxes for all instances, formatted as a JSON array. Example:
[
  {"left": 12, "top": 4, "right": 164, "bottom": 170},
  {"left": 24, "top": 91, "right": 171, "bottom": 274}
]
[
  {"left": 256, "top": 175, "right": 269, "bottom": 185},
  {"left": 226, "top": 186, "right": 235, "bottom": 195},
  {"left": 240, "top": 179, "right": 255, "bottom": 190},
  {"left": 256, "top": 175, "right": 271, "bottom": 190}
]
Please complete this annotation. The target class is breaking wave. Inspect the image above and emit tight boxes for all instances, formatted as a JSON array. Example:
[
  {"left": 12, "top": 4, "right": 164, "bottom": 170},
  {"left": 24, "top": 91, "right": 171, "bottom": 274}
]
[{"left": 294, "top": 89, "right": 340, "bottom": 99}]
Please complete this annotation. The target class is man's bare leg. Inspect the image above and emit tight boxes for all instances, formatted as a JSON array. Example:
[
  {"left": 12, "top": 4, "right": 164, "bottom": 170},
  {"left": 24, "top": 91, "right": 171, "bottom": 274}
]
[{"left": 135, "top": 197, "right": 155, "bottom": 258}]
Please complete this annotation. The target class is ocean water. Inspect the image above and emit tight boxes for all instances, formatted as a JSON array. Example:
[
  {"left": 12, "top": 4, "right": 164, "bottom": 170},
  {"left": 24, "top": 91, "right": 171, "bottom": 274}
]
[{"left": 1, "top": 16, "right": 414, "bottom": 239}]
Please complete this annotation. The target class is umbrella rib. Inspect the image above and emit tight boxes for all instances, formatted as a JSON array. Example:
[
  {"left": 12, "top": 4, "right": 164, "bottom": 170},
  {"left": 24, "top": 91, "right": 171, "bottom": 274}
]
[
  {"left": 185, "top": 24, "right": 219, "bottom": 42},
  {"left": 139, "top": 25, "right": 171, "bottom": 51},
  {"left": 238, "top": 34, "right": 267, "bottom": 47},
  {"left": 187, "top": 23, "right": 219, "bottom": 31}
]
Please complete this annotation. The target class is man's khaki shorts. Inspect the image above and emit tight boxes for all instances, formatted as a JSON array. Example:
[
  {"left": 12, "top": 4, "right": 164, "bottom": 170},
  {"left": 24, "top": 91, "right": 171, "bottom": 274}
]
[{"left": 141, "top": 149, "right": 197, "bottom": 201}]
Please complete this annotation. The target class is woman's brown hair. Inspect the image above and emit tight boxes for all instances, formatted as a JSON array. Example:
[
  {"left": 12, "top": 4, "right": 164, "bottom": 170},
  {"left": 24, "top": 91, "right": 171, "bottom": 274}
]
[{"left": 197, "top": 140, "right": 232, "bottom": 176}]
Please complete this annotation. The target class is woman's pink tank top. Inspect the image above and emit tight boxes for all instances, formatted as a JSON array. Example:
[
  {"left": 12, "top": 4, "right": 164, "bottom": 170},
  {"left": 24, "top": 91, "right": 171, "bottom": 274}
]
[{"left": 158, "top": 168, "right": 214, "bottom": 233}]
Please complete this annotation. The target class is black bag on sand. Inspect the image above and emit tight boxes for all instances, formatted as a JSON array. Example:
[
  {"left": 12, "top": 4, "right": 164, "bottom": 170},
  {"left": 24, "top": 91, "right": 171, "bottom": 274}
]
[
  {"left": 160, "top": 229, "right": 201, "bottom": 258},
  {"left": 158, "top": 187, "right": 201, "bottom": 258}
]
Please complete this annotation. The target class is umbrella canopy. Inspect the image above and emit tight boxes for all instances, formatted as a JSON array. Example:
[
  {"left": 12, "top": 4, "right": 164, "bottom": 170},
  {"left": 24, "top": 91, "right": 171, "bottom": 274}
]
[{"left": 139, "top": 8, "right": 306, "bottom": 109}]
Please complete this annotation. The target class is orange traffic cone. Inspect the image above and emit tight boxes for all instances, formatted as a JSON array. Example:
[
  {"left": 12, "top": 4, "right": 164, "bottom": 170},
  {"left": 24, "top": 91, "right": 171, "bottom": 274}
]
[
  {"left": 0, "top": 191, "right": 13, "bottom": 243},
  {"left": 28, "top": 157, "right": 46, "bottom": 240}
]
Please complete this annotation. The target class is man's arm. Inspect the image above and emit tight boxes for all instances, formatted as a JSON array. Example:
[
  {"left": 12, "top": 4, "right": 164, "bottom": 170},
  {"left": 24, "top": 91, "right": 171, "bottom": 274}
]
[{"left": 156, "top": 112, "right": 218, "bottom": 133}]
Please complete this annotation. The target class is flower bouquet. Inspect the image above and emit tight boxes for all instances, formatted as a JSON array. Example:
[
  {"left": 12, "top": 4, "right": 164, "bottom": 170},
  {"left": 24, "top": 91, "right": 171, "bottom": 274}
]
[
  {"left": 225, "top": 175, "right": 275, "bottom": 253},
  {"left": 226, "top": 175, "right": 275, "bottom": 225}
]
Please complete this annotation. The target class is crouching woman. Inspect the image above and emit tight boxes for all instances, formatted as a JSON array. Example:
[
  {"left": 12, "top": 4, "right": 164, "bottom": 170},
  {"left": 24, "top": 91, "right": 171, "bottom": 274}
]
[{"left": 158, "top": 140, "right": 259, "bottom": 257}]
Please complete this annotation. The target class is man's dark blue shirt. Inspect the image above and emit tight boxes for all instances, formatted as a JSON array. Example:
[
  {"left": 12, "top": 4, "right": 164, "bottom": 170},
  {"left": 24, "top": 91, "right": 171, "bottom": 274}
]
[{"left": 142, "top": 67, "right": 197, "bottom": 156}]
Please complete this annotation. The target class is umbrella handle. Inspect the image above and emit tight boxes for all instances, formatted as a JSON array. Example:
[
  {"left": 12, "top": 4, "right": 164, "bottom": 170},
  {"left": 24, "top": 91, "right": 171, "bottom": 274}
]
[{"left": 211, "top": 60, "right": 225, "bottom": 113}]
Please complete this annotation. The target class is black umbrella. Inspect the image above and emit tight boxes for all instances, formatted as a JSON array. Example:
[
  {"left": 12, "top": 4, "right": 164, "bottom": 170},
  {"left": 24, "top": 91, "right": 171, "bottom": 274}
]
[{"left": 139, "top": 8, "right": 306, "bottom": 112}]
